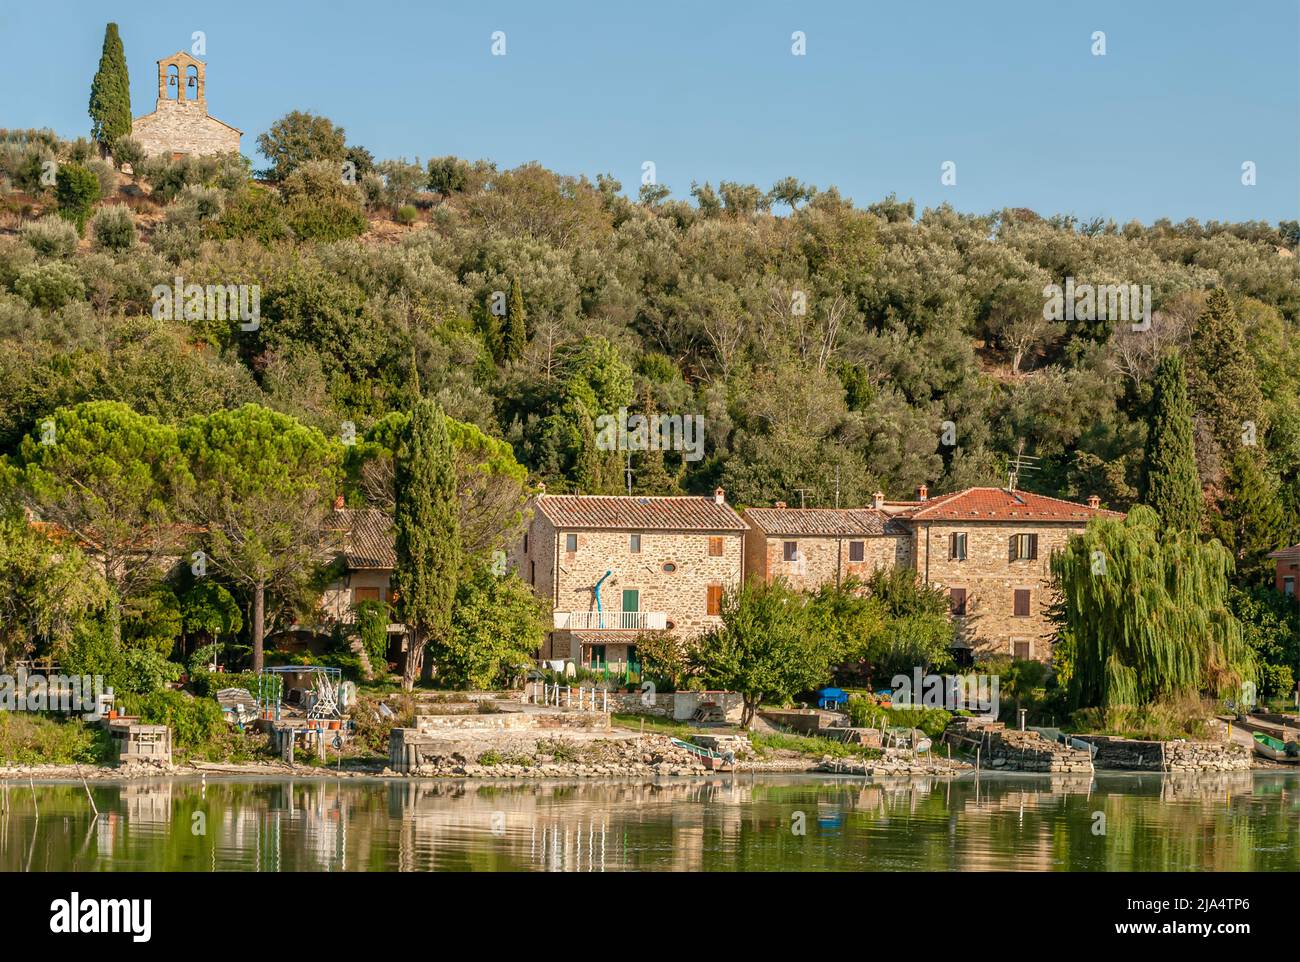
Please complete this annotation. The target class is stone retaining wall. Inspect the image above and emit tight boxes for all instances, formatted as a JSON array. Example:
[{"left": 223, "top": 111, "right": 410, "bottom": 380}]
[
  {"left": 604, "top": 690, "right": 745, "bottom": 722},
  {"left": 946, "top": 717, "right": 1093, "bottom": 773},
  {"left": 1075, "top": 735, "right": 1251, "bottom": 772}
]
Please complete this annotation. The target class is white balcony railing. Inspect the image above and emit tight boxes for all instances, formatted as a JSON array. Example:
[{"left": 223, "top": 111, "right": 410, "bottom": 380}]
[{"left": 553, "top": 610, "right": 668, "bottom": 631}]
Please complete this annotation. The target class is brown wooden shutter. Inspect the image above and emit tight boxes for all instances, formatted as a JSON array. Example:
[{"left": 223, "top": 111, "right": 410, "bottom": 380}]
[
  {"left": 1013, "top": 588, "right": 1031, "bottom": 616},
  {"left": 709, "top": 536, "right": 724, "bottom": 556},
  {"left": 1029, "top": 534, "right": 1039, "bottom": 559},
  {"left": 706, "top": 584, "right": 723, "bottom": 615}
]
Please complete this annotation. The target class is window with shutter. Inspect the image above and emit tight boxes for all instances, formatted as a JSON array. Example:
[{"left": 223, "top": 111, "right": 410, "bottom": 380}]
[
  {"left": 1011, "top": 533, "right": 1038, "bottom": 561},
  {"left": 950, "top": 587, "right": 967, "bottom": 617},
  {"left": 709, "top": 536, "right": 724, "bottom": 556},
  {"left": 706, "top": 584, "right": 723, "bottom": 616},
  {"left": 1013, "top": 639, "right": 1032, "bottom": 660},
  {"left": 849, "top": 541, "right": 865, "bottom": 562},
  {"left": 950, "top": 532, "right": 967, "bottom": 560},
  {"left": 1013, "top": 588, "right": 1031, "bottom": 616}
]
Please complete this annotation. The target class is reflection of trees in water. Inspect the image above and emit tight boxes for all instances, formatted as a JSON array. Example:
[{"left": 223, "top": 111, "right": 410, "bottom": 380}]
[{"left": 2, "top": 774, "right": 1300, "bottom": 871}]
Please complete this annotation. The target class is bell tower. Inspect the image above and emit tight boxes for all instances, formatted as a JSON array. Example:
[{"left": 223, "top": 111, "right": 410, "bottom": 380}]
[{"left": 154, "top": 51, "right": 206, "bottom": 110}]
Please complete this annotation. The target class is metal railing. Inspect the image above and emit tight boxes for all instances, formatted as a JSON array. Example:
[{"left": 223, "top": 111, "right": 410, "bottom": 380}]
[{"left": 553, "top": 610, "right": 667, "bottom": 631}]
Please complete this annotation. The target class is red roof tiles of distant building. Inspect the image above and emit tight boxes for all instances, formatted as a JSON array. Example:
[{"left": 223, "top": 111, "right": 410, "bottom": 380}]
[{"left": 897, "top": 487, "right": 1122, "bottom": 522}]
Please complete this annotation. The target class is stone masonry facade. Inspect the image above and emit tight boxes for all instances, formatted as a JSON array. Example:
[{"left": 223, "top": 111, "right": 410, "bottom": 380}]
[
  {"left": 511, "top": 492, "right": 747, "bottom": 664},
  {"left": 743, "top": 488, "right": 1120, "bottom": 664},
  {"left": 132, "top": 52, "right": 241, "bottom": 158},
  {"left": 912, "top": 519, "right": 1081, "bottom": 660}
]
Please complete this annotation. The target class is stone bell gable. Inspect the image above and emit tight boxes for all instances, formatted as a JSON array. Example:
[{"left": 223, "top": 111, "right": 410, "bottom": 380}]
[{"left": 131, "top": 51, "right": 241, "bottom": 158}]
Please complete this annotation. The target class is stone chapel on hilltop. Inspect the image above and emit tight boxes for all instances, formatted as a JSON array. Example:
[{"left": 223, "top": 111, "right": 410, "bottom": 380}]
[{"left": 131, "top": 51, "right": 241, "bottom": 158}]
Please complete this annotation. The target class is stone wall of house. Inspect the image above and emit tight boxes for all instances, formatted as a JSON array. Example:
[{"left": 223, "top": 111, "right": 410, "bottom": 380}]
[
  {"left": 318, "top": 569, "right": 392, "bottom": 624},
  {"left": 913, "top": 520, "right": 1083, "bottom": 660},
  {"left": 745, "top": 531, "right": 911, "bottom": 591},
  {"left": 132, "top": 101, "right": 240, "bottom": 157},
  {"left": 513, "top": 513, "right": 744, "bottom": 660}
]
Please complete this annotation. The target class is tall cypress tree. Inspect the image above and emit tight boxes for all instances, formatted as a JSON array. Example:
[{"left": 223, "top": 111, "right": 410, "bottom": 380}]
[
  {"left": 504, "top": 277, "right": 527, "bottom": 360},
  {"left": 1215, "top": 448, "right": 1286, "bottom": 587},
  {"left": 632, "top": 384, "right": 678, "bottom": 495},
  {"left": 1187, "top": 289, "right": 1262, "bottom": 453},
  {"left": 89, "top": 23, "right": 132, "bottom": 154},
  {"left": 1140, "top": 351, "right": 1202, "bottom": 534},
  {"left": 393, "top": 399, "right": 460, "bottom": 690}
]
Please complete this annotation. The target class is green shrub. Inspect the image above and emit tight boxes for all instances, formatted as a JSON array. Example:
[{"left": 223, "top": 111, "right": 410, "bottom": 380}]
[
  {"left": 477, "top": 749, "right": 502, "bottom": 766},
  {"left": 55, "top": 163, "right": 100, "bottom": 231},
  {"left": 285, "top": 195, "right": 368, "bottom": 242},
  {"left": 353, "top": 600, "right": 390, "bottom": 673},
  {"left": 118, "top": 689, "right": 223, "bottom": 750},
  {"left": 112, "top": 137, "right": 144, "bottom": 172},
  {"left": 208, "top": 185, "right": 290, "bottom": 243},
  {"left": 395, "top": 204, "right": 418, "bottom": 226},
  {"left": 90, "top": 205, "right": 136, "bottom": 251},
  {"left": 87, "top": 158, "right": 117, "bottom": 200},
  {"left": 21, "top": 216, "right": 79, "bottom": 258},
  {"left": 847, "top": 695, "right": 951, "bottom": 738},
  {"left": 189, "top": 669, "right": 260, "bottom": 698},
  {"left": 0, "top": 713, "right": 113, "bottom": 765},
  {"left": 14, "top": 261, "right": 85, "bottom": 309}
]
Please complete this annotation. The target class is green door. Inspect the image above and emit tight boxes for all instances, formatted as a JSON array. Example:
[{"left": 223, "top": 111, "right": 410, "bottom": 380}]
[{"left": 622, "top": 589, "right": 639, "bottom": 612}]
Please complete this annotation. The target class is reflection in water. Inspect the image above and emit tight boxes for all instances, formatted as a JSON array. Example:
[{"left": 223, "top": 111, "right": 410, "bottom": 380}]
[{"left": 0, "top": 772, "right": 1296, "bottom": 872}]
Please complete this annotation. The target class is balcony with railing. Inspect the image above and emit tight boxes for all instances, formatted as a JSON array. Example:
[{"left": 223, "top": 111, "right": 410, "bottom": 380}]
[{"left": 553, "top": 610, "right": 668, "bottom": 631}]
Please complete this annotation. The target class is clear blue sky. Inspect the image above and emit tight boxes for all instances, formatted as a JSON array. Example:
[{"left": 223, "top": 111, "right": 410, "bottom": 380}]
[{"left": 2, "top": 0, "right": 1297, "bottom": 223}]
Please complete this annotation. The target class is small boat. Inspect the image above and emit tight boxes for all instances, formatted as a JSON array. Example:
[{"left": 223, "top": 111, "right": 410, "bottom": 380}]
[{"left": 1252, "top": 731, "right": 1300, "bottom": 761}]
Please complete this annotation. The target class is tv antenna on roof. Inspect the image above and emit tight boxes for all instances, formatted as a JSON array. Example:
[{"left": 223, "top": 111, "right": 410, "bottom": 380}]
[{"left": 1006, "top": 440, "right": 1039, "bottom": 492}]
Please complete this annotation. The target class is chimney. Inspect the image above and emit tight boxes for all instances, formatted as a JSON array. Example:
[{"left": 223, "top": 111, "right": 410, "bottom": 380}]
[
  {"left": 1087, "top": 494, "right": 1101, "bottom": 509},
  {"left": 872, "top": 491, "right": 885, "bottom": 510},
  {"left": 714, "top": 486, "right": 726, "bottom": 505},
  {"left": 333, "top": 495, "right": 345, "bottom": 510},
  {"left": 775, "top": 501, "right": 787, "bottom": 509},
  {"left": 916, "top": 484, "right": 928, "bottom": 502}
]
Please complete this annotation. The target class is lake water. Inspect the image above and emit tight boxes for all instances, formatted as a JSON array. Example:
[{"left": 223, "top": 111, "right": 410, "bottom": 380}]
[{"left": 3, "top": 772, "right": 1298, "bottom": 871}]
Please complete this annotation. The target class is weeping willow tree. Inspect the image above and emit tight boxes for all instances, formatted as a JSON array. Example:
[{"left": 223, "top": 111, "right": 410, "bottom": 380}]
[{"left": 1052, "top": 505, "right": 1253, "bottom": 710}]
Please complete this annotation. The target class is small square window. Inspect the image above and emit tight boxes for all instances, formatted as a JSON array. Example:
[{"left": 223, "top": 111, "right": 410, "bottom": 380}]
[
  {"left": 630, "top": 534, "right": 641, "bottom": 553},
  {"left": 565, "top": 533, "right": 577, "bottom": 553},
  {"left": 1013, "top": 639, "right": 1032, "bottom": 660},
  {"left": 1010, "top": 533, "right": 1038, "bottom": 561},
  {"left": 783, "top": 541, "right": 799, "bottom": 562},
  {"left": 848, "top": 541, "right": 864, "bottom": 562},
  {"left": 709, "top": 536, "right": 724, "bottom": 556}
]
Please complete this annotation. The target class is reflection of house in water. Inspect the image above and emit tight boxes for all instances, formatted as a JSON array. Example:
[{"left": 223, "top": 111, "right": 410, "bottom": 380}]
[
  {"left": 121, "top": 782, "right": 173, "bottom": 824},
  {"left": 385, "top": 778, "right": 750, "bottom": 872}
]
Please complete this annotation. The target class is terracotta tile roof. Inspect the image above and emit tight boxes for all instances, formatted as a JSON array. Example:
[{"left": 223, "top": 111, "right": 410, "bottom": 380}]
[
  {"left": 534, "top": 494, "right": 747, "bottom": 532},
  {"left": 742, "top": 507, "right": 905, "bottom": 537},
  {"left": 1268, "top": 543, "right": 1300, "bottom": 561},
  {"left": 902, "top": 487, "right": 1123, "bottom": 522},
  {"left": 337, "top": 508, "right": 396, "bottom": 569}
]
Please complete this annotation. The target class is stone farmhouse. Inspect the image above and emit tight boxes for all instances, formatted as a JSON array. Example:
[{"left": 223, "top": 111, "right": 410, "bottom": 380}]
[
  {"left": 743, "top": 486, "right": 1121, "bottom": 664},
  {"left": 131, "top": 51, "right": 241, "bottom": 158},
  {"left": 510, "top": 490, "right": 747, "bottom": 667}
]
